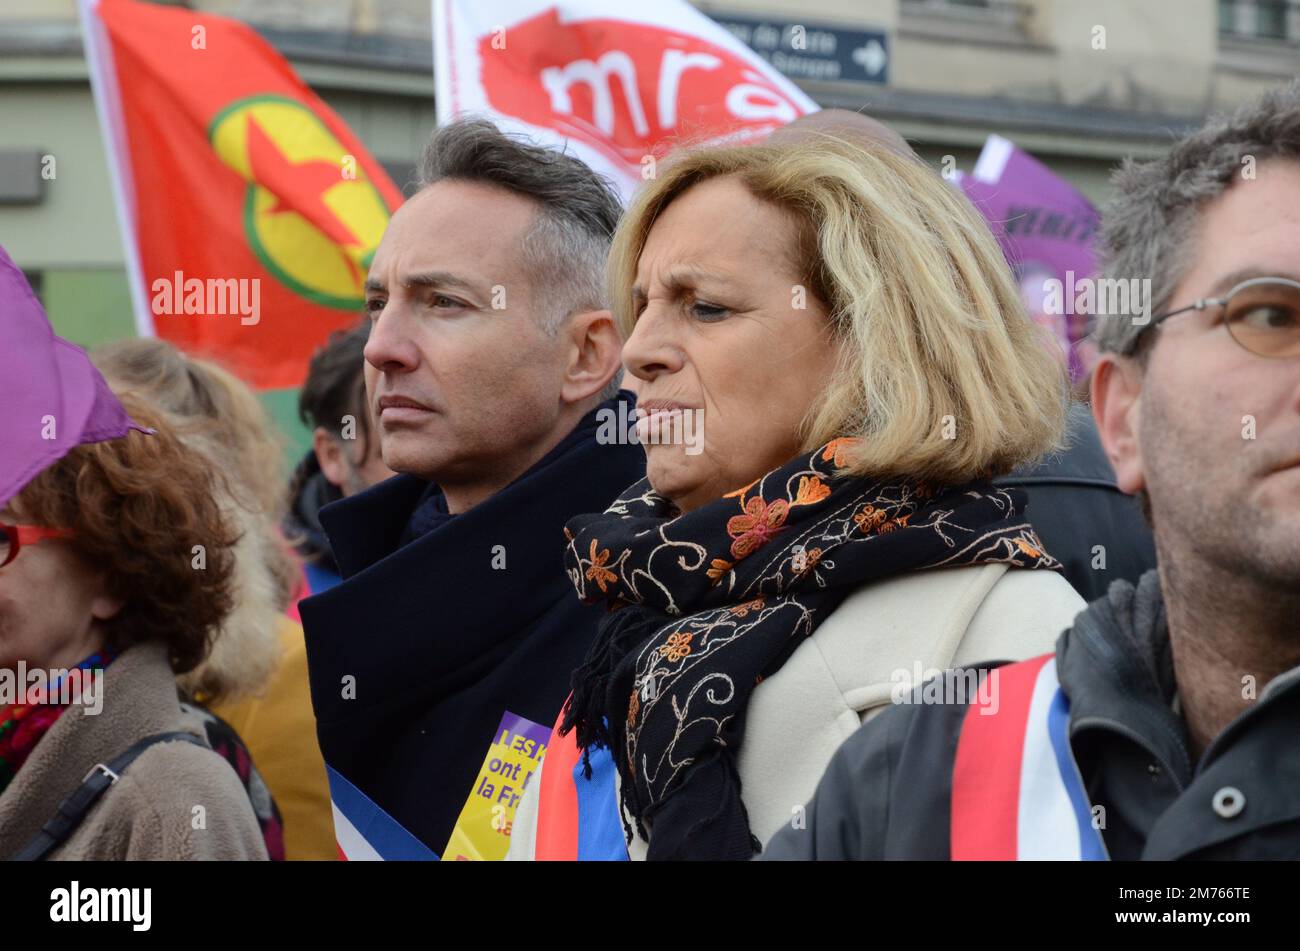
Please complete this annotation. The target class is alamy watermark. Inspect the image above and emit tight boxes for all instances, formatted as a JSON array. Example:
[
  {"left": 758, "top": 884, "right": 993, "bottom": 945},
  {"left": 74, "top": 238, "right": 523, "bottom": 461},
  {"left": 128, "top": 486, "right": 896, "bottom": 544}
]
[
  {"left": 890, "top": 662, "right": 1000, "bottom": 715},
  {"left": 595, "top": 402, "right": 704, "bottom": 455},
  {"left": 0, "top": 662, "right": 105, "bottom": 715},
  {"left": 50, "top": 882, "right": 150, "bottom": 931},
  {"left": 150, "top": 270, "right": 261, "bottom": 326},
  {"left": 1042, "top": 270, "right": 1151, "bottom": 325}
]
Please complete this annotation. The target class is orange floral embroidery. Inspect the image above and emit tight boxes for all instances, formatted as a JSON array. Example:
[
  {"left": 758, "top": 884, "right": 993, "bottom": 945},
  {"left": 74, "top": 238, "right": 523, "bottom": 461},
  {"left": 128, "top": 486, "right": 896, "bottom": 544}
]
[
  {"left": 820, "top": 437, "right": 859, "bottom": 469},
  {"left": 791, "top": 546, "right": 823, "bottom": 574},
  {"left": 723, "top": 477, "right": 760, "bottom": 500},
  {"left": 628, "top": 689, "right": 640, "bottom": 726},
  {"left": 854, "top": 504, "right": 887, "bottom": 533},
  {"left": 1015, "top": 537, "right": 1043, "bottom": 558},
  {"left": 706, "top": 557, "right": 734, "bottom": 583},
  {"left": 793, "top": 475, "right": 831, "bottom": 507},
  {"left": 879, "top": 513, "right": 914, "bottom": 535},
  {"left": 731, "top": 597, "right": 765, "bottom": 617},
  {"left": 660, "top": 631, "right": 693, "bottom": 662},
  {"left": 727, "top": 497, "right": 789, "bottom": 559},
  {"left": 585, "top": 538, "right": 618, "bottom": 592}
]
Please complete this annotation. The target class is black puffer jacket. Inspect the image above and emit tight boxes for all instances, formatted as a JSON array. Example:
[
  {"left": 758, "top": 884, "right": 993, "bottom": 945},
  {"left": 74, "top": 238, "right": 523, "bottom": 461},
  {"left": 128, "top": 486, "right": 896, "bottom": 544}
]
[
  {"left": 285, "top": 451, "right": 341, "bottom": 574},
  {"left": 998, "top": 403, "right": 1157, "bottom": 602}
]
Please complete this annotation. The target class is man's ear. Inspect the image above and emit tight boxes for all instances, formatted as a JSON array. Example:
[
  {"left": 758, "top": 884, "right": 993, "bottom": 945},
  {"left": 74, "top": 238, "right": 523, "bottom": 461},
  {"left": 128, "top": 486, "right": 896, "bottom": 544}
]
[
  {"left": 313, "top": 427, "right": 349, "bottom": 491},
  {"left": 1091, "top": 355, "right": 1146, "bottom": 496},
  {"left": 560, "top": 309, "right": 623, "bottom": 405}
]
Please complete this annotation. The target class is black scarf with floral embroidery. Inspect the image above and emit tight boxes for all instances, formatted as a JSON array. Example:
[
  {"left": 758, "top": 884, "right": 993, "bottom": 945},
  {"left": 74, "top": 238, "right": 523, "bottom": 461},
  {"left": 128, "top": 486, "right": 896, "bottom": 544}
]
[{"left": 559, "top": 438, "right": 1060, "bottom": 861}]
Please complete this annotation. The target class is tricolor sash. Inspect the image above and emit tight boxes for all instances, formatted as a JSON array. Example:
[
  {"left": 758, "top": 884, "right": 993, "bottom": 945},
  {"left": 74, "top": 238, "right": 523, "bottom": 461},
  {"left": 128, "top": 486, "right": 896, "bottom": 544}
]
[
  {"left": 535, "top": 704, "right": 629, "bottom": 861},
  {"left": 327, "top": 765, "right": 438, "bottom": 861},
  {"left": 950, "top": 654, "right": 1107, "bottom": 860}
]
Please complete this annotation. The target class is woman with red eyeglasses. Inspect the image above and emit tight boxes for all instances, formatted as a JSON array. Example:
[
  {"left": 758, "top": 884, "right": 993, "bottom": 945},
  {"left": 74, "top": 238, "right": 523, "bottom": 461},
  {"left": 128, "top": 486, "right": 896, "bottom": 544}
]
[
  {"left": 0, "top": 392, "right": 268, "bottom": 860},
  {"left": 0, "top": 525, "right": 72, "bottom": 569}
]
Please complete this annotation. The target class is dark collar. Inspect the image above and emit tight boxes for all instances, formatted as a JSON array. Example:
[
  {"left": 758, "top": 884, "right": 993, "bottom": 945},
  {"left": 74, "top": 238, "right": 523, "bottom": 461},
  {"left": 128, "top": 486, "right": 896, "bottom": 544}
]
[
  {"left": 320, "top": 392, "right": 637, "bottom": 577},
  {"left": 304, "top": 394, "right": 646, "bottom": 711},
  {"left": 1058, "top": 570, "right": 1300, "bottom": 779},
  {"left": 1058, "top": 572, "right": 1194, "bottom": 777}
]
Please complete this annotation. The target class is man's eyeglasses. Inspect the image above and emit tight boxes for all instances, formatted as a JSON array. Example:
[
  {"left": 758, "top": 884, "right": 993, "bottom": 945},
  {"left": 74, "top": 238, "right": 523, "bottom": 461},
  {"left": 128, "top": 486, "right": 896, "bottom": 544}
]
[
  {"left": 1144, "top": 277, "right": 1300, "bottom": 358},
  {"left": 0, "top": 524, "right": 74, "bottom": 568}
]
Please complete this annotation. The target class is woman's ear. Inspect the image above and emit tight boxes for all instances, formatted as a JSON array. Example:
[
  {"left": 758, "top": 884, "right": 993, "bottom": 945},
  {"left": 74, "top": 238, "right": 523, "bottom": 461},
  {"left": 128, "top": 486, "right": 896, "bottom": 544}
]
[
  {"left": 1091, "top": 355, "right": 1146, "bottom": 496},
  {"left": 90, "top": 593, "right": 125, "bottom": 622},
  {"left": 561, "top": 309, "right": 623, "bottom": 405},
  {"left": 89, "top": 568, "right": 125, "bottom": 622}
]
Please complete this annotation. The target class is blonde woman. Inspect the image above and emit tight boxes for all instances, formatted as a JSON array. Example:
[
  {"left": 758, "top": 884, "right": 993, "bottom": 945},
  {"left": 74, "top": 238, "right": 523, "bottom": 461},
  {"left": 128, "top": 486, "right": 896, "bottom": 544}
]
[
  {"left": 93, "top": 339, "right": 336, "bottom": 860},
  {"left": 508, "top": 135, "right": 1086, "bottom": 861}
]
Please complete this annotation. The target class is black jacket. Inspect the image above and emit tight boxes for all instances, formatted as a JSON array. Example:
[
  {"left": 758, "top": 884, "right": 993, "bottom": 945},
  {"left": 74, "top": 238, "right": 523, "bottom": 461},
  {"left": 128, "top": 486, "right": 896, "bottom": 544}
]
[
  {"left": 300, "top": 394, "right": 644, "bottom": 855},
  {"left": 998, "top": 403, "right": 1156, "bottom": 603},
  {"left": 285, "top": 451, "right": 342, "bottom": 573},
  {"left": 763, "top": 570, "right": 1300, "bottom": 860}
]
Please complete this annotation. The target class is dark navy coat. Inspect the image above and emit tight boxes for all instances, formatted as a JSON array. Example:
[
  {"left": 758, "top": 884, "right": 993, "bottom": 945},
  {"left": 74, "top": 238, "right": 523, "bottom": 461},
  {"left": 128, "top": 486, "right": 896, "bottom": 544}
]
[{"left": 300, "top": 394, "right": 644, "bottom": 855}]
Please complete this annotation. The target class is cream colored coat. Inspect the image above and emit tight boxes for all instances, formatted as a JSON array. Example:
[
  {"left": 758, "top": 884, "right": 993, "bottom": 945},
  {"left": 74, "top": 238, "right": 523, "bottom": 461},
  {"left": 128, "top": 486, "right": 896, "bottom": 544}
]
[
  {"left": 507, "top": 563, "right": 1085, "bottom": 860},
  {"left": 0, "top": 642, "right": 268, "bottom": 860}
]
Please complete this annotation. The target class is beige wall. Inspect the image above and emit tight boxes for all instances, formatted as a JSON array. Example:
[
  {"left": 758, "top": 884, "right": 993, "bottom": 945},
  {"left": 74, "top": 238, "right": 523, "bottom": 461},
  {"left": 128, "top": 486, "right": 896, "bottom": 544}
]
[
  {"left": 0, "top": 85, "right": 120, "bottom": 268},
  {"left": 1036, "top": 0, "right": 1219, "bottom": 112}
]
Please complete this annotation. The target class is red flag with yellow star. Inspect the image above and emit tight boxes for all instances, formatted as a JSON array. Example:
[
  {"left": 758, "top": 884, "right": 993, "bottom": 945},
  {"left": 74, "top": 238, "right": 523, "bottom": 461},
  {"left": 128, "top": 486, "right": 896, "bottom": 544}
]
[{"left": 82, "top": 0, "right": 402, "bottom": 389}]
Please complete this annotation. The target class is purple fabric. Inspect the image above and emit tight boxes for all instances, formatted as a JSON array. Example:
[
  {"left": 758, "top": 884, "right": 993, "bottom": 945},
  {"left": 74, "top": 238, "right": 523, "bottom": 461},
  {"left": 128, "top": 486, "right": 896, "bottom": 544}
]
[
  {"left": 0, "top": 244, "right": 143, "bottom": 510},
  {"left": 957, "top": 138, "right": 1102, "bottom": 384},
  {"left": 959, "top": 176, "right": 1099, "bottom": 284},
  {"left": 971, "top": 134, "right": 1097, "bottom": 218}
]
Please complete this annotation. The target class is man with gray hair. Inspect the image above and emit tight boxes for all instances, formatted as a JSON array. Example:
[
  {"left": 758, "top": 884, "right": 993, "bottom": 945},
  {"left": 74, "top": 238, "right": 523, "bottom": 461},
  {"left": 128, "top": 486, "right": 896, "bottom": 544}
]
[
  {"left": 299, "top": 119, "right": 643, "bottom": 857},
  {"left": 763, "top": 83, "right": 1300, "bottom": 861}
]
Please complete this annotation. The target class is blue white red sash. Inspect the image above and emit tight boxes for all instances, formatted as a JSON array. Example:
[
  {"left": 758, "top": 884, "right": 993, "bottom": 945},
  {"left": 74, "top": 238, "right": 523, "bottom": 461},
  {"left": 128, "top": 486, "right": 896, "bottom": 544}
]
[
  {"left": 327, "top": 765, "right": 439, "bottom": 861},
  {"left": 534, "top": 704, "right": 628, "bottom": 861},
  {"left": 950, "top": 654, "right": 1107, "bottom": 860}
]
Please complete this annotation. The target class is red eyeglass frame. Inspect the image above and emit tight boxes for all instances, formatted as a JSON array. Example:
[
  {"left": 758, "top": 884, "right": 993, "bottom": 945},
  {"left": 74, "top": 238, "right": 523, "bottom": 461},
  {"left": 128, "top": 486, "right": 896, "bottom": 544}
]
[{"left": 0, "top": 524, "right": 75, "bottom": 568}]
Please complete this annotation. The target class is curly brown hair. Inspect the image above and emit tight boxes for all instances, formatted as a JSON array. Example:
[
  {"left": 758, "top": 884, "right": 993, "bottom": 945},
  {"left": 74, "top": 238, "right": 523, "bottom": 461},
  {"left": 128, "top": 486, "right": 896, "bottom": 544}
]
[
  {"left": 11, "top": 393, "right": 238, "bottom": 674},
  {"left": 92, "top": 338, "right": 299, "bottom": 701}
]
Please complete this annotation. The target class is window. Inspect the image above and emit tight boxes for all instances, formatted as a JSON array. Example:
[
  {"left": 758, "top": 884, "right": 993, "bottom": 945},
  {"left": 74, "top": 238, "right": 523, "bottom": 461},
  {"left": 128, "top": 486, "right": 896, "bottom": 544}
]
[
  {"left": 1257, "top": 0, "right": 1289, "bottom": 37},
  {"left": 1218, "top": 0, "right": 1300, "bottom": 41},
  {"left": 905, "top": 0, "right": 998, "bottom": 9},
  {"left": 899, "top": 0, "right": 1025, "bottom": 27}
]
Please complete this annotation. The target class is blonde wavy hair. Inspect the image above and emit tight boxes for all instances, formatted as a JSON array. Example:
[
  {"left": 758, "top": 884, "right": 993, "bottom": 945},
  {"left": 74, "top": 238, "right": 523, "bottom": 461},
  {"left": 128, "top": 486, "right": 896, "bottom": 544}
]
[
  {"left": 608, "top": 135, "right": 1068, "bottom": 484},
  {"left": 93, "top": 338, "right": 297, "bottom": 703}
]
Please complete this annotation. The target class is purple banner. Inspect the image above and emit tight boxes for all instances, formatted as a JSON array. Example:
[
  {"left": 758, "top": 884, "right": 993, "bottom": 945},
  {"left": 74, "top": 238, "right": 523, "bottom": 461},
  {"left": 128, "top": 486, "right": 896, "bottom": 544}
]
[{"left": 958, "top": 136, "right": 1102, "bottom": 385}]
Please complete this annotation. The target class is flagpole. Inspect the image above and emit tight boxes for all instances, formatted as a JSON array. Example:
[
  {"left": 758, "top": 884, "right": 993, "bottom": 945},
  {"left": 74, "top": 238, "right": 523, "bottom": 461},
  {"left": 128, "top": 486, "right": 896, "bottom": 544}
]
[{"left": 78, "top": 0, "right": 155, "bottom": 338}]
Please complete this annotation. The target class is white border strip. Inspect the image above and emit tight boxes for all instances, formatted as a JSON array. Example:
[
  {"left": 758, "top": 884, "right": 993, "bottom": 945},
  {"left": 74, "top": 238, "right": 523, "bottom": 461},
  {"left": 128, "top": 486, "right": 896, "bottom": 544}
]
[
  {"left": 972, "top": 133, "right": 1014, "bottom": 185},
  {"left": 1015, "top": 658, "right": 1081, "bottom": 860},
  {"left": 331, "top": 803, "right": 384, "bottom": 861},
  {"left": 78, "top": 0, "right": 154, "bottom": 337}
]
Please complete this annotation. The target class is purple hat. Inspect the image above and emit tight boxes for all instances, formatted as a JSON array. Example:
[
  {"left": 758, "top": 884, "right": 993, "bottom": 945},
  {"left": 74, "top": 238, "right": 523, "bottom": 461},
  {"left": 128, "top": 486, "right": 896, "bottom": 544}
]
[{"left": 0, "top": 244, "right": 145, "bottom": 511}]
